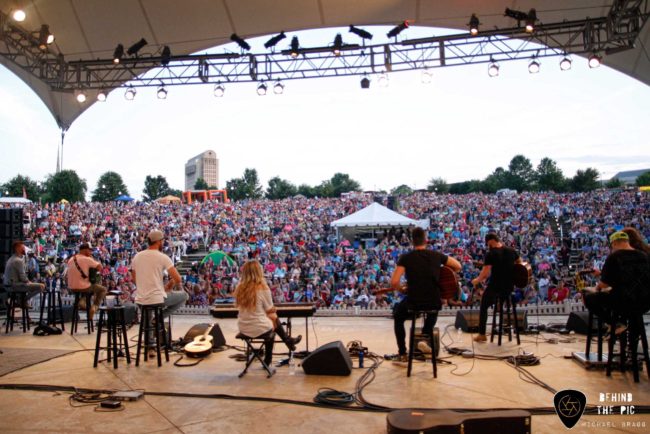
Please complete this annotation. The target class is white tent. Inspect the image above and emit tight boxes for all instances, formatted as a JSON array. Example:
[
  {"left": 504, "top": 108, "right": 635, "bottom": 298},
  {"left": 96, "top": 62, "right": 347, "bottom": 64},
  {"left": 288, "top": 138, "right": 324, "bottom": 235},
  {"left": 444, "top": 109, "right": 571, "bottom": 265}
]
[
  {"left": 331, "top": 203, "right": 416, "bottom": 228},
  {"left": 0, "top": 197, "right": 32, "bottom": 204}
]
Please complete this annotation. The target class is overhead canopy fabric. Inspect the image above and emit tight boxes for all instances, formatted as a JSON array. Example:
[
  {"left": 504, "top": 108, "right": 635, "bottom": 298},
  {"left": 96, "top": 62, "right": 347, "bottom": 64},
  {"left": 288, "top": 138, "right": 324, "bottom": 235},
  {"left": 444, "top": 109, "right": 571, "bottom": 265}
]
[
  {"left": 0, "top": 197, "right": 32, "bottom": 204},
  {"left": 1, "top": 1, "right": 649, "bottom": 129},
  {"left": 331, "top": 202, "right": 416, "bottom": 228},
  {"left": 155, "top": 195, "right": 181, "bottom": 204}
]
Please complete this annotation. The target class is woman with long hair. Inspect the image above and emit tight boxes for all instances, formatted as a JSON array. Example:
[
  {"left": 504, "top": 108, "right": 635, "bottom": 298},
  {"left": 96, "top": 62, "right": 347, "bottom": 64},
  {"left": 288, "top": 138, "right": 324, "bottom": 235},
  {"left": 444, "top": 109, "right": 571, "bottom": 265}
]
[
  {"left": 622, "top": 227, "right": 650, "bottom": 254},
  {"left": 234, "top": 260, "right": 301, "bottom": 367}
]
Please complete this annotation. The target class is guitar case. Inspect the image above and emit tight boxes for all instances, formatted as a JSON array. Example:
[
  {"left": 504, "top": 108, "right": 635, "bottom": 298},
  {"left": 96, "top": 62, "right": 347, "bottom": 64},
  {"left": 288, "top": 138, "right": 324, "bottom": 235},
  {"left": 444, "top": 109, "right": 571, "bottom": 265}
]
[
  {"left": 182, "top": 323, "right": 226, "bottom": 348},
  {"left": 387, "top": 409, "right": 531, "bottom": 434}
]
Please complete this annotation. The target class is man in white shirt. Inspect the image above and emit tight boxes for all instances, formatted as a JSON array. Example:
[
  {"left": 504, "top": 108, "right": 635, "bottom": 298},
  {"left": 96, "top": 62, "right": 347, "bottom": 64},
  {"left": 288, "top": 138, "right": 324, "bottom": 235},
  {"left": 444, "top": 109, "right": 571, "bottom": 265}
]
[{"left": 131, "top": 230, "right": 186, "bottom": 318}]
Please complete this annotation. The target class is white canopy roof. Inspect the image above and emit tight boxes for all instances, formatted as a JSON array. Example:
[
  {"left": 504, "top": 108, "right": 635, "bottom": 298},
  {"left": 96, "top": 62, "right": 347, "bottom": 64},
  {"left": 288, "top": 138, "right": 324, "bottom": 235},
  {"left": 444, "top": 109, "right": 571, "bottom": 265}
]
[
  {"left": 0, "top": 197, "right": 32, "bottom": 204},
  {"left": 331, "top": 202, "right": 416, "bottom": 228}
]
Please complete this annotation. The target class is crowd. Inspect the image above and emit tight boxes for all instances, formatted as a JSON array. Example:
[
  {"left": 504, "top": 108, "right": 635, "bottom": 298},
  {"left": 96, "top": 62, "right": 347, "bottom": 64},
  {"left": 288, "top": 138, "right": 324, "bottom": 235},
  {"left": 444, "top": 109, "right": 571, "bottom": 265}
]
[{"left": 6, "top": 188, "right": 647, "bottom": 309}]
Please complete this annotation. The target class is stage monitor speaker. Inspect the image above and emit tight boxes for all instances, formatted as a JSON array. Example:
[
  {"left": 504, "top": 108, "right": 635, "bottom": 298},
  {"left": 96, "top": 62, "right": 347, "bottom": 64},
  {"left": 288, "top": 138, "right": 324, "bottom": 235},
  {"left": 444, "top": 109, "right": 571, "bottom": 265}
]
[
  {"left": 455, "top": 310, "right": 480, "bottom": 332},
  {"left": 387, "top": 409, "right": 531, "bottom": 434},
  {"left": 302, "top": 340, "right": 352, "bottom": 376},
  {"left": 565, "top": 311, "right": 600, "bottom": 335},
  {"left": 182, "top": 323, "right": 226, "bottom": 348}
]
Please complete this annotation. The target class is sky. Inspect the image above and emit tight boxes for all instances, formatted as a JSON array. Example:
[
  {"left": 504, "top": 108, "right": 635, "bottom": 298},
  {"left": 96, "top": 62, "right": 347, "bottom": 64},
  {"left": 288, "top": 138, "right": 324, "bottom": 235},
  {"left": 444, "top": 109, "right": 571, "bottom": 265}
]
[{"left": 1, "top": 26, "right": 649, "bottom": 199}]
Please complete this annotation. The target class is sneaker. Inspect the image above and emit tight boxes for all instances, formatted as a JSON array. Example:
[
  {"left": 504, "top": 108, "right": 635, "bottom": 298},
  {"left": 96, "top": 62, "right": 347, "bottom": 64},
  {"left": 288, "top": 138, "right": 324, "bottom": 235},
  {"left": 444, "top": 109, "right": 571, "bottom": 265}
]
[
  {"left": 286, "top": 335, "right": 302, "bottom": 351},
  {"left": 614, "top": 324, "right": 628, "bottom": 336},
  {"left": 473, "top": 334, "right": 487, "bottom": 343},
  {"left": 384, "top": 353, "right": 408, "bottom": 363},
  {"left": 417, "top": 341, "right": 432, "bottom": 354}
]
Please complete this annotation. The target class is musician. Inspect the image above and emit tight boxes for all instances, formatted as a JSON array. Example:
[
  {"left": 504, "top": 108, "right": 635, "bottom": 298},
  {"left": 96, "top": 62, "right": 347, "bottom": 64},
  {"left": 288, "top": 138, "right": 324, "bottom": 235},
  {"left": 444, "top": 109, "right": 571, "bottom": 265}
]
[
  {"left": 2, "top": 240, "right": 44, "bottom": 306},
  {"left": 235, "top": 260, "right": 301, "bottom": 367},
  {"left": 471, "top": 233, "right": 521, "bottom": 343},
  {"left": 66, "top": 243, "right": 107, "bottom": 319},
  {"left": 385, "top": 227, "right": 461, "bottom": 362}
]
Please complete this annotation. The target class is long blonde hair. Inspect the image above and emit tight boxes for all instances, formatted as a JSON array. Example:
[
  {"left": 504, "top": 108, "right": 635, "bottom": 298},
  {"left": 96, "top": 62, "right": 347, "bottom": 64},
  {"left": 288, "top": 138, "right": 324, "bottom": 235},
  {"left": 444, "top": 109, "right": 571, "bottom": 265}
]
[{"left": 234, "top": 260, "right": 269, "bottom": 311}]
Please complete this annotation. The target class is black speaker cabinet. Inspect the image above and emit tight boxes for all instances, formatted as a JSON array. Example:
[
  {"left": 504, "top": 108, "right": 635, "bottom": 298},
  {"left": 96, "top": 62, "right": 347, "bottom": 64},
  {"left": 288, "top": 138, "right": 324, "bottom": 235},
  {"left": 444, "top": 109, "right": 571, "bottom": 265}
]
[
  {"left": 566, "top": 311, "right": 600, "bottom": 335},
  {"left": 182, "top": 323, "right": 226, "bottom": 348},
  {"left": 455, "top": 310, "right": 480, "bottom": 332},
  {"left": 302, "top": 340, "right": 352, "bottom": 376}
]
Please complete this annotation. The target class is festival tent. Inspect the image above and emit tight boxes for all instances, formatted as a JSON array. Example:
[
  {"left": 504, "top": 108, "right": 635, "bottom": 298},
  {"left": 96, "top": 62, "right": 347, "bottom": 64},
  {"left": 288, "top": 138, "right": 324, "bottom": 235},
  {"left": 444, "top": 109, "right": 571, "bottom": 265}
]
[
  {"left": 330, "top": 202, "right": 427, "bottom": 241},
  {"left": 0, "top": 197, "right": 31, "bottom": 204},
  {"left": 155, "top": 195, "right": 181, "bottom": 204},
  {"left": 115, "top": 195, "right": 134, "bottom": 202}
]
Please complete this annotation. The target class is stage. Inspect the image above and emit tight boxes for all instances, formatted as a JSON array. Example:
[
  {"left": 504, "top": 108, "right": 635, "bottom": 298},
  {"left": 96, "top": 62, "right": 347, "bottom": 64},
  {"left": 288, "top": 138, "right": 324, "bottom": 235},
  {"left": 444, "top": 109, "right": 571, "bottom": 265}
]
[{"left": 1, "top": 315, "right": 649, "bottom": 434}]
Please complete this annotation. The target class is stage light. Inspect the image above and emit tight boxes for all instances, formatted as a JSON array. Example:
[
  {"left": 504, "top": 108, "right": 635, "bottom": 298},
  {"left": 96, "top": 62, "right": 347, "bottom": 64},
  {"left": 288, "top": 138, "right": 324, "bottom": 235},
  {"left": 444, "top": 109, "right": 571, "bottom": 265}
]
[
  {"left": 213, "top": 83, "right": 225, "bottom": 97},
  {"left": 525, "top": 9, "right": 537, "bottom": 33},
  {"left": 264, "top": 32, "right": 286, "bottom": 49},
  {"left": 488, "top": 62, "right": 499, "bottom": 77},
  {"left": 230, "top": 33, "right": 251, "bottom": 51},
  {"left": 124, "top": 86, "right": 136, "bottom": 100},
  {"left": 559, "top": 57, "right": 572, "bottom": 71},
  {"left": 161, "top": 45, "right": 171, "bottom": 66},
  {"left": 157, "top": 86, "right": 167, "bottom": 99},
  {"left": 273, "top": 81, "right": 284, "bottom": 94},
  {"left": 127, "top": 38, "right": 147, "bottom": 56},
  {"left": 378, "top": 73, "right": 389, "bottom": 87},
  {"left": 333, "top": 34, "right": 343, "bottom": 56},
  {"left": 257, "top": 82, "right": 267, "bottom": 96},
  {"left": 97, "top": 90, "right": 107, "bottom": 102},
  {"left": 360, "top": 76, "right": 370, "bottom": 89},
  {"left": 113, "top": 44, "right": 124, "bottom": 64},
  {"left": 349, "top": 25, "right": 373, "bottom": 40},
  {"left": 38, "top": 25, "right": 54, "bottom": 50},
  {"left": 387, "top": 21, "right": 409, "bottom": 39},
  {"left": 12, "top": 9, "right": 26, "bottom": 22},
  {"left": 421, "top": 69, "right": 432, "bottom": 84},
  {"left": 75, "top": 90, "right": 87, "bottom": 103},
  {"left": 528, "top": 59, "right": 540, "bottom": 74},
  {"left": 504, "top": 8, "right": 529, "bottom": 22},
  {"left": 289, "top": 36, "right": 300, "bottom": 58},
  {"left": 469, "top": 14, "right": 480, "bottom": 36},
  {"left": 588, "top": 54, "right": 602, "bottom": 68}
]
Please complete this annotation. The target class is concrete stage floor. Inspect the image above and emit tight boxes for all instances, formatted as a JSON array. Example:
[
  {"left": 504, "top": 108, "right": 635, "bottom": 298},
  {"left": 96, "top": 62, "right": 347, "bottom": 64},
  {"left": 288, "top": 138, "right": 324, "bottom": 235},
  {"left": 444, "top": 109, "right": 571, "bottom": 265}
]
[{"left": 1, "top": 315, "right": 649, "bottom": 434}]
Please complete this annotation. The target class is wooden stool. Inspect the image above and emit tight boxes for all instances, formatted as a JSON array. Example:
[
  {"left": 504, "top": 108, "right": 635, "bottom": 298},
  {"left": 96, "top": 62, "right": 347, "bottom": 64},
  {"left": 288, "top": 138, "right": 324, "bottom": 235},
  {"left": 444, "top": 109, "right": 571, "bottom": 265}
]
[
  {"left": 135, "top": 304, "right": 169, "bottom": 367},
  {"left": 236, "top": 331, "right": 276, "bottom": 378},
  {"left": 71, "top": 290, "right": 94, "bottom": 335},
  {"left": 407, "top": 309, "right": 438, "bottom": 378},
  {"left": 607, "top": 313, "right": 650, "bottom": 383},
  {"left": 5, "top": 291, "right": 30, "bottom": 333},
  {"left": 93, "top": 306, "right": 131, "bottom": 369},
  {"left": 490, "top": 293, "right": 521, "bottom": 346}
]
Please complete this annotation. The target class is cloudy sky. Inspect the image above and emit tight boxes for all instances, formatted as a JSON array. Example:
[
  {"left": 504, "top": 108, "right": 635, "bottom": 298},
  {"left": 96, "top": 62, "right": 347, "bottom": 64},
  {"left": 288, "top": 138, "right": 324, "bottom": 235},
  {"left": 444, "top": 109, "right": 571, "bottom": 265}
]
[{"left": 1, "top": 26, "right": 649, "bottom": 199}]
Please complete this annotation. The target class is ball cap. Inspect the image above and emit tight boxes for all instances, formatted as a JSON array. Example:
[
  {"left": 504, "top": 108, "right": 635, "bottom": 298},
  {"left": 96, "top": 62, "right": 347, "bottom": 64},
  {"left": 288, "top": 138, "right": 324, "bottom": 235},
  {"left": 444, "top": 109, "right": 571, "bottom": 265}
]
[
  {"left": 609, "top": 231, "right": 629, "bottom": 243},
  {"left": 148, "top": 229, "right": 164, "bottom": 243}
]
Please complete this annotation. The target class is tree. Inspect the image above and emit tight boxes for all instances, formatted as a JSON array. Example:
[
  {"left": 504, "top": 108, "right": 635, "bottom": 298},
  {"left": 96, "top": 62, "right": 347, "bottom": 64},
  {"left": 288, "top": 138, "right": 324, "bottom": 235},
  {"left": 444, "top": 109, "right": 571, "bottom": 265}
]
[
  {"left": 297, "top": 184, "right": 316, "bottom": 198},
  {"left": 194, "top": 177, "right": 208, "bottom": 190},
  {"left": 391, "top": 184, "right": 413, "bottom": 196},
  {"left": 92, "top": 171, "right": 128, "bottom": 202},
  {"left": 329, "top": 173, "right": 361, "bottom": 197},
  {"left": 143, "top": 175, "right": 171, "bottom": 201},
  {"left": 427, "top": 177, "right": 449, "bottom": 194},
  {"left": 168, "top": 188, "right": 183, "bottom": 198},
  {"left": 225, "top": 168, "right": 263, "bottom": 201},
  {"left": 481, "top": 167, "right": 508, "bottom": 193},
  {"left": 266, "top": 176, "right": 297, "bottom": 200},
  {"left": 506, "top": 155, "right": 534, "bottom": 192},
  {"left": 1, "top": 175, "right": 40, "bottom": 200},
  {"left": 43, "top": 170, "right": 87, "bottom": 203},
  {"left": 636, "top": 171, "right": 650, "bottom": 187},
  {"left": 605, "top": 177, "right": 624, "bottom": 189},
  {"left": 570, "top": 168, "right": 600, "bottom": 192},
  {"left": 535, "top": 158, "right": 566, "bottom": 192},
  {"left": 449, "top": 180, "right": 481, "bottom": 194},
  {"left": 314, "top": 180, "right": 335, "bottom": 198}
]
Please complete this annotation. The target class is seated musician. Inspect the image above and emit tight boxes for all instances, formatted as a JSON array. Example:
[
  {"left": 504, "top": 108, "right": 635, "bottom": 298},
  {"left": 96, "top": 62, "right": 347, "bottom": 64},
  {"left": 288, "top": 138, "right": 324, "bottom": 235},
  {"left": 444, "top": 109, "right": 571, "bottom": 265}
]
[
  {"left": 235, "top": 260, "right": 302, "bottom": 366},
  {"left": 385, "top": 227, "right": 461, "bottom": 362}
]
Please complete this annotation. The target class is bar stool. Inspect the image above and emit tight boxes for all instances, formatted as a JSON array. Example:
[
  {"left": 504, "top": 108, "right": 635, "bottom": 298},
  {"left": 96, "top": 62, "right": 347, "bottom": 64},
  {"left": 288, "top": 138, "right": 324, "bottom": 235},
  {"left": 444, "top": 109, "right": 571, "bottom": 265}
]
[
  {"left": 39, "top": 283, "right": 65, "bottom": 331},
  {"left": 236, "top": 330, "right": 276, "bottom": 378},
  {"left": 135, "top": 304, "right": 169, "bottom": 367},
  {"left": 607, "top": 313, "right": 650, "bottom": 383},
  {"left": 585, "top": 310, "right": 605, "bottom": 362},
  {"left": 490, "top": 293, "right": 521, "bottom": 346},
  {"left": 93, "top": 305, "right": 131, "bottom": 369},
  {"left": 407, "top": 309, "right": 438, "bottom": 378},
  {"left": 4, "top": 291, "right": 30, "bottom": 333},
  {"left": 70, "top": 290, "right": 93, "bottom": 335}
]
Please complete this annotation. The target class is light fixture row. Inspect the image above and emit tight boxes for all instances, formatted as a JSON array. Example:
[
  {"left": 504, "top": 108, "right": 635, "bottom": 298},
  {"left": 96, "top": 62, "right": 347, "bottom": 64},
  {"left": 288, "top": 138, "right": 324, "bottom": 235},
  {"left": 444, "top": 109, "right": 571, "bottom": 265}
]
[{"left": 487, "top": 54, "right": 602, "bottom": 77}]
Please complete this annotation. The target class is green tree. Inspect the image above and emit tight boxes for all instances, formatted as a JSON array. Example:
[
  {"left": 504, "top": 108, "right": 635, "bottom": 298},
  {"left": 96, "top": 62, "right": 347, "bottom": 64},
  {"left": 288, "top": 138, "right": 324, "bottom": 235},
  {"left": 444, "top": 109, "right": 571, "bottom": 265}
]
[
  {"left": 143, "top": 175, "right": 171, "bottom": 201},
  {"left": 314, "top": 180, "right": 335, "bottom": 198},
  {"left": 297, "top": 184, "right": 316, "bottom": 198},
  {"left": 266, "top": 176, "right": 297, "bottom": 200},
  {"left": 570, "top": 168, "right": 600, "bottom": 192},
  {"left": 481, "top": 167, "right": 508, "bottom": 193},
  {"left": 329, "top": 173, "right": 361, "bottom": 197},
  {"left": 194, "top": 177, "right": 208, "bottom": 190},
  {"left": 92, "top": 171, "right": 129, "bottom": 202},
  {"left": 605, "top": 177, "right": 624, "bottom": 189},
  {"left": 43, "top": 170, "right": 87, "bottom": 203},
  {"left": 391, "top": 184, "right": 413, "bottom": 196},
  {"left": 427, "top": 177, "right": 449, "bottom": 194},
  {"left": 168, "top": 188, "right": 183, "bottom": 198},
  {"left": 636, "top": 171, "right": 650, "bottom": 187},
  {"left": 1, "top": 175, "right": 40, "bottom": 200},
  {"left": 535, "top": 158, "right": 566, "bottom": 192},
  {"left": 449, "top": 180, "right": 482, "bottom": 194},
  {"left": 506, "top": 155, "right": 534, "bottom": 192},
  {"left": 226, "top": 168, "right": 263, "bottom": 201}
]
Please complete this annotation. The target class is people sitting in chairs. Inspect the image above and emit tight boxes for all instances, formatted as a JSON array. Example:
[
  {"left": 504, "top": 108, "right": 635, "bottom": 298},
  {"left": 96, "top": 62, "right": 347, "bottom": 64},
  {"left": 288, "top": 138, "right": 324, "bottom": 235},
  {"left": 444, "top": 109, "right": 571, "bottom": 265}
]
[
  {"left": 384, "top": 227, "right": 462, "bottom": 362},
  {"left": 3, "top": 240, "right": 44, "bottom": 305},
  {"left": 234, "top": 260, "right": 301, "bottom": 367},
  {"left": 66, "top": 243, "right": 107, "bottom": 320}
]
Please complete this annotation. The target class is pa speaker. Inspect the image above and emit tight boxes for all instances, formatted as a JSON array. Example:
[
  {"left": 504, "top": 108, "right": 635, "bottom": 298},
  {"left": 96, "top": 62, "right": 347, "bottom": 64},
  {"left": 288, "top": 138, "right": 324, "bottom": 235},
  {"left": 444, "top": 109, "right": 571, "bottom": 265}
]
[
  {"left": 565, "top": 311, "right": 600, "bottom": 335},
  {"left": 455, "top": 310, "right": 480, "bottom": 332},
  {"left": 182, "top": 323, "right": 226, "bottom": 348},
  {"left": 302, "top": 340, "right": 352, "bottom": 376}
]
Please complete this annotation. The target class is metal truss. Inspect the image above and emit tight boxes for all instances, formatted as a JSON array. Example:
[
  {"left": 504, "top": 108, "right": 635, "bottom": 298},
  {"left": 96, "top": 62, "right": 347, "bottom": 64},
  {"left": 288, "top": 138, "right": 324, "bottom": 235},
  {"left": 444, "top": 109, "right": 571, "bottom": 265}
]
[{"left": 1, "top": 1, "right": 649, "bottom": 92}]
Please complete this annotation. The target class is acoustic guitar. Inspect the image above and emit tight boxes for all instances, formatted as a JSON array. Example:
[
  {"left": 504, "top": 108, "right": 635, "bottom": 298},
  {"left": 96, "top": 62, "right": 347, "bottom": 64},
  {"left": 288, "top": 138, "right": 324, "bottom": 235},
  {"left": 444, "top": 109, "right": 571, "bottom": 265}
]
[
  {"left": 184, "top": 324, "right": 215, "bottom": 358},
  {"left": 373, "top": 266, "right": 460, "bottom": 301},
  {"left": 474, "top": 260, "right": 532, "bottom": 289}
]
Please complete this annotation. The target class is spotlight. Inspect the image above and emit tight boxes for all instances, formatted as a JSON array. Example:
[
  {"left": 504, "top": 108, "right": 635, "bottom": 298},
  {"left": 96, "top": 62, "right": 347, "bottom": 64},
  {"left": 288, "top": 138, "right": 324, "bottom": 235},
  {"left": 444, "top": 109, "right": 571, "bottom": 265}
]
[
  {"left": 349, "top": 25, "right": 373, "bottom": 40},
  {"left": 525, "top": 9, "right": 537, "bottom": 33},
  {"left": 588, "top": 54, "right": 602, "bottom": 68},
  {"left": 378, "top": 73, "right": 389, "bottom": 87},
  {"left": 161, "top": 45, "right": 171, "bottom": 66},
  {"left": 273, "top": 81, "right": 284, "bottom": 95},
  {"left": 488, "top": 62, "right": 499, "bottom": 77},
  {"left": 12, "top": 9, "right": 26, "bottom": 22},
  {"left": 421, "top": 69, "right": 433, "bottom": 84},
  {"left": 213, "top": 83, "right": 225, "bottom": 97},
  {"left": 127, "top": 38, "right": 147, "bottom": 56},
  {"left": 559, "top": 57, "right": 572, "bottom": 71},
  {"left": 257, "top": 82, "right": 267, "bottom": 96},
  {"left": 504, "top": 8, "right": 529, "bottom": 22},
  {"left": 230, "top": 33, "right": 251, "bottom": 51},
  {"left": 528, "top": 59, "right": 540, "bottom": 74},
  {"left": 333, "top": 34, "right": 343, "bottom": 56},
  {"left": 387, "top": 21, "right": 409, "bottom": 39},
  {"left": 75, "top": 90, "right": 87, "bottom": 103},
  {"left": 469, "top": 14, "right": 480, "bottom": 36},
  {"left": 157, "top": 86, "right": 167, "bottom": 99},
  {"left": 124, "top": 86, "right": 136, "bottom": 100},
  {"left": 113, "top": 44, "right": 124, "bottom": 64},
  {"left": 264, "top": 32, "right": 286, "bottom": 49},
  {"left": 38, "top": 25, "right": 54, "bottom": 50},
  {"left": 289, "top": 36, "right": 300, "bottom": 58},
  {"left": 360, "top": 76, "right": 370, "bottom": 89},
  {"left": 97, "top": 90, "right": 107, "bottom": 102}
]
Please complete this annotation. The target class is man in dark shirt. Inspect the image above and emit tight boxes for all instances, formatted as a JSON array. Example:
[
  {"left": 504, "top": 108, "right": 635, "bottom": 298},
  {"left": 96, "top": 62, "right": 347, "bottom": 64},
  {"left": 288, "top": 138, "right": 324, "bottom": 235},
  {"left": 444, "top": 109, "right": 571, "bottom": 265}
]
[
  {"left": 471, "top": 233, "right": 521, "bottom": 342},
  {"left": 386, "top": 227, "right": 461, "bottom": 361},
  {"left": 2, "top": 240, "right": 44, "bottom": 305}
]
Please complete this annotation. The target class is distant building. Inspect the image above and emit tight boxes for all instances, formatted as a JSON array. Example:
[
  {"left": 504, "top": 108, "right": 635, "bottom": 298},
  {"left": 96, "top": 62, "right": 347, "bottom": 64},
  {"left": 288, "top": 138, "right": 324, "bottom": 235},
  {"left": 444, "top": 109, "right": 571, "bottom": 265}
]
[
  {"left": 611, "top": 168, "right": 650, "bottom": 185},
  {"left": 184, "top": 150, "right": 219, "bottom": 191}
]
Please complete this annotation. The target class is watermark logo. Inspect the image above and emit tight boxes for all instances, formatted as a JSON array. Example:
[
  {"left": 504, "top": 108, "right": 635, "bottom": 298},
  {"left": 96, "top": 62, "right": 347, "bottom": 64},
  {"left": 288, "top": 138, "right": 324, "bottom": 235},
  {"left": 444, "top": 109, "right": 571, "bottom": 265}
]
[{"left": 554, "top": 389, "right": 587, "bottom": 429}]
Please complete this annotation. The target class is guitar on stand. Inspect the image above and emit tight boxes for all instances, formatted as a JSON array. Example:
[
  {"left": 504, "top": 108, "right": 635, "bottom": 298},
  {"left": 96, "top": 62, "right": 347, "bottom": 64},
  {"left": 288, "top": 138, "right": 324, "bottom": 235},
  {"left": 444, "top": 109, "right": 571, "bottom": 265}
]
[{"left": 184, "top": 324, "right": 215, "bottom": 358}]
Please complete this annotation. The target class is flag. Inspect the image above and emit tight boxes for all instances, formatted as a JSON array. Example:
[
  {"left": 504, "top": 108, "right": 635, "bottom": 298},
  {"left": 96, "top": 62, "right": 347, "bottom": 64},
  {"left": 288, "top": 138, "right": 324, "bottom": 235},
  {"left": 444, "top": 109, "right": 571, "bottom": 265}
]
[{"left": 22, "top": 186, "right": 27, "bottom": 199}]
